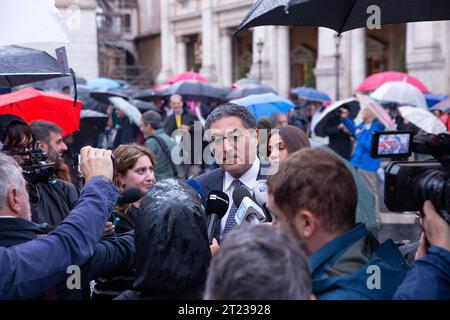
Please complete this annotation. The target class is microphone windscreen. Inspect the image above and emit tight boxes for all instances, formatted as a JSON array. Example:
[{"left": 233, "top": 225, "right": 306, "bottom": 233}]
[
  {"left": 253, "top": 180, "right": 268, "bottom": 207},
  {"left": 118, "top": 187, "right": 142, "bottom": 204},
  {"left": 232, "top": 185, "right": 252, "bottom": 208},
  {"left": 205, "top": 190, "right": 229, "bottom": 219}
]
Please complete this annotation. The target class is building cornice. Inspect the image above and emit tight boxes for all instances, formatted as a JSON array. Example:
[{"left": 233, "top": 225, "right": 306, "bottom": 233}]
[{"left": 56, "top": 0, "right": 97, "bottom": 10}]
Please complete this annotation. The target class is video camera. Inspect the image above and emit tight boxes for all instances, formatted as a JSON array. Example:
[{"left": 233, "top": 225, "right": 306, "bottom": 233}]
[{"left": 371, "top": 131, "right": 450, "bottom": 224}]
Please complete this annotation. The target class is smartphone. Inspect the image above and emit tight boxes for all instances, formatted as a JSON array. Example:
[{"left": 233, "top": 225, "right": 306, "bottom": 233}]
[
  {"left": 73, "top": 153, "right": 84, "bottom": 178},
  {"left": 370, "top": 131, "right": 413, "bottom": 158}
]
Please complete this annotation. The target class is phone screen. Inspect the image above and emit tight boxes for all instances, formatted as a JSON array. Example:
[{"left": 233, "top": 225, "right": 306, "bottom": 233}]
[{"left": 371, "top": 131, "right": 413, "bottom": 158}]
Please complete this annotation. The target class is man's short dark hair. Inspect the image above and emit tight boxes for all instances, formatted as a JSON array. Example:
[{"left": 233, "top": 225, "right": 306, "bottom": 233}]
[
  {"left": 141, "top": 110, "right": 162, "bottom": 130},
  {"left": 30, "top": 121, "right": 63, "bottom": 144},
  {"left": 267, "top": 148, "right": 357, "bottom": 232},
  {"left": 205, "top": 223, "right": 312, "bottom": 300},
  {"left": 205, "top": 103, "right": 257, "bottom": 130}
]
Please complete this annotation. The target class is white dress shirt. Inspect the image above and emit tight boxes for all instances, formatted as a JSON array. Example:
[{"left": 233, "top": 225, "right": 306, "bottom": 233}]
[{"left": 220, "top": 157, "right": 260, "bottom": 238}]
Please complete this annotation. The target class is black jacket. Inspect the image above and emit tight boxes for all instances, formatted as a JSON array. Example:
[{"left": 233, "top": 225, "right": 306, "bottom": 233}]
[{"left": 321, "top": 113, "right": 352, "bottom": 161}]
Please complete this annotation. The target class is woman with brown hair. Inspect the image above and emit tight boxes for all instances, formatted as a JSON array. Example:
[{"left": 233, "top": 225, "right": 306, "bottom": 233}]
[{"left": 268, "top": 125, "right": 310, "bottom": 164}]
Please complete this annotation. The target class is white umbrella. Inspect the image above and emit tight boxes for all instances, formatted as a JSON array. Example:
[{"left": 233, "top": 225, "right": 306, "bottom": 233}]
[
  {"left": 108, "top": 97, "right": 142, "bottom": 127},
  {"left": 0, "top": 0, "right": 69, "bottom": 51},
  {"left": 371, "top": 81, "right": 427, "bottom": 109},
  {"left": 399, "top": 106, "right": 447, "bottom": 134}
]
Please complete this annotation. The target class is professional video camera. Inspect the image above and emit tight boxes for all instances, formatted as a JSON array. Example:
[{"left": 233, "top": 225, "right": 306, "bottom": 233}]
[{"left": 371, "top": 131, "right": 450, "bottom": 223}]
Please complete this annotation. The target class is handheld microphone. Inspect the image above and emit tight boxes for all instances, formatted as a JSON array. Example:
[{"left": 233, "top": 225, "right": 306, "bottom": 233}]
[
  {"left": 253, "top": 180, "right": 274, "bottom": 222},
  {"left": 117, "top": 187, "right": 142, "bottom": 205},
  {"left": 232, "top": 186, "right": 266, "bottom": 225},
  {"left": 205, "top": 190, "right": 229, "bottom": 244},
  {"left": 186, "top": 179, "right": 204, "bottom": 200}
]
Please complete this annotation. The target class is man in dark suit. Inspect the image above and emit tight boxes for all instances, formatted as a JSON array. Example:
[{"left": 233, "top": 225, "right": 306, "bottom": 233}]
[
  {"left": 194, "top": 103, "right": 270, "bottom": 242},
  {"left": 163, "top": 94, "right": 200, "bottom": 178}
]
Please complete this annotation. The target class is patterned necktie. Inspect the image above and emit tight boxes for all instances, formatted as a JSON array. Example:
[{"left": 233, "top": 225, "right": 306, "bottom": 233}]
[{"left": 223, "top": 179, "right": 243, "bottom": 235}]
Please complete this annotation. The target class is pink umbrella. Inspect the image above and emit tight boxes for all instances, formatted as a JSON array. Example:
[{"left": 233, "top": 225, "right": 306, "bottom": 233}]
[
  {"left": 356, "top": 94, "right": 396, "bottom": 130},
  {"left": 167, "top": 72, "right": 208, "bottom": 84},
  {"left": 356, "top": 71, "right": 429, "bottom": 93}
]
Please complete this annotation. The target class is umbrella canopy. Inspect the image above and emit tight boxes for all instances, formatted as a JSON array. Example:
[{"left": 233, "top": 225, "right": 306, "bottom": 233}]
[
  {"left": 425, "top": 93, "right": 448, "bottom": 108},
  {"left": 431, "top": 98, "right": 450, "bottom": 112},
  {"left": 399, "top": 106, "right": 447, "bottom": 134},
  {"left": 168, "top": 80, "right": 226, "bottom": 102},
  {"left": 0, "top": 87, "right": 82, "bottom": 135},
  {"left": 230, "top": 93, "right": 295, "bottom": 120},
  {"left": 371, "top": 81, "right": 427, "bottom": 109},
  {"left": 131, "top": 100, "right": 161, "bottom": 113},
  {"left": 86, "top": 77, "right": 121, "bottom": 90},
  {"left": 29, "top": 75, "right": 86, "bottom": 91},
  {"left": 108, "top": 96, "right": 142, "bottom": 127},
  {"left": 133, "top": 88, "right": 171, "bottom": 102},
  {"left": 314, "top": 98, "right": 360, "bottom": 137},
  {"left": 90, "top": 89, "right": 129, "bottom": 104},
  {"left": 226, "top": 84, "right": 277, "bottom": 100},
  {"left": 232, "top": 77, "right": 260, "bottom": 89},
  {"left": 236, "top": 0, "right": 450, "bottom": 34},
  {"left": 357, "top": 94, "right": 396, "bottom": 130},
  {"left": 0, "top": 45, "right": 71, "bottom": 87},
  {"left": 167, "top": 71, "right": 208, "bottom": 84},
  {"left": 356, "top": 71, "right": 429, "bottom": 93},
  {"left": 291, "top": 87, "right": 331, "bottom": 103},
  {"left": 0, "top": 0, "right": 68, "bottom": 49}
]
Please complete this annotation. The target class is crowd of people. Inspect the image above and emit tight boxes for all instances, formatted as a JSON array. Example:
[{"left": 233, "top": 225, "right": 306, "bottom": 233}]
[{"left": 0, "top": 91, "right": 449, "bottom": 300}]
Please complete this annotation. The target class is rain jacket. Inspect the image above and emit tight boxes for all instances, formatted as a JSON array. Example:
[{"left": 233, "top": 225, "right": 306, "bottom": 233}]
[
  {"left": 116, "top": 178, "right": 211, "bottom": 300},
  {"left": 342, "top": 118, "right": 385, "bottom": 172},
  {"left": 310, "top": 223, "right": 408, "bottom": 300},
  {"left": 393, "top": 245, "right": 450, "bottom": 300},
  {"left": 0, "top": 176, "right": 119, "bottom": 299}
]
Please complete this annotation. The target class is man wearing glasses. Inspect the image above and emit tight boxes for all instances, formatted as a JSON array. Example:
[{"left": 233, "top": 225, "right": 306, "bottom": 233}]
[{"left": 194, "top": 103, "right": 270, "bottom": 242}]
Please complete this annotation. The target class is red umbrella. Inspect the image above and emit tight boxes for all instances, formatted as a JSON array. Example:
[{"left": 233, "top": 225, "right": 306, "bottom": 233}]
[
  {"left": 167, "top": 71, "right": 208, "bottom": 84},
  {"left": 356, "top": 71, "right": 429, "bottom": 93},
  {"left": 0, "top": 87, "right": 82, "bottom": 135}
]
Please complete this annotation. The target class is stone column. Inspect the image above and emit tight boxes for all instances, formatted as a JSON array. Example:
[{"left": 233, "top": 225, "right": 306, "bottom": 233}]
[
  {"left": 199, "top": 0, "right": 217, "bottom": 82},
  {"left": 277, "top": 26, "right": 290, "bottom": 98},
  {"left": 249, "top": 27, "right": 272, "bottom": 84},
  {"left": 350, "top": 28, "right": 366, "bottom": 91},
  {"left": 156, "top": 0, "right": 172, "bottom": 83},
  {"left": 220, "top": 28, "right": 233, "bottom": 87},
  {"left": 176, "top": 36, "right": 188, "bottom": 73}
]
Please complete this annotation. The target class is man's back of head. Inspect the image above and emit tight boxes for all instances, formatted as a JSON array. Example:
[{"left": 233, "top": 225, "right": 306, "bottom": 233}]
[{"left": 205, "top": 223, "right": 312, "bottom": 300}]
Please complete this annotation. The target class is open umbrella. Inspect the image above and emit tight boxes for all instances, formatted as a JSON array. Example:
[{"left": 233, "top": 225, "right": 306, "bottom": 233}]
[
  {"left": 90, "top": 89, "right": 129, "bottom": 104},
  {"left": 371, "top": 81, "right": 427, "bottom": 109},
  {"left": 133, "top": 88, "right": 171, "bottom": 102},
  {"left": 226, "top": 84, "right": 277, "bottom": 100},
  {"left": 0, "top": 45, "right": 71, "bottom": 87},
  {"left": 356, "top": 71, "right": 429, "bottom": 93},
  {"left": 357, "top": 94, "right": 396, "bottom": 130},
  {"left": 399, "top": 106, "right": 447, "bottom": 134},
  {"left": 230, "top": 93, "right": 295, "bottom": 120},
  {"left": 431, "top": 98, "right": 450, "bottom": 112},
  {"left": 87, "top": 77, "right": 121, "bottom": 90},
  {"left": 0, "top": 87, "right": 82, "bottom": 135},
  {"left": 169, "top": 80, "right": 226, "bottom": 102},
  {"left": 29, "top": 75, "right": 86, "bottom": 91},
  {"left": 291, "top": 87, "right": 331, "bottom": 103},
  {"left": 314, "top": 98, "right": 360, "bottom": 137},
  {"left": 131, "top": 100, "right": 161, "bottom": 113},
  {"left": 108, "top": 96, "right": 142, "bottom": 127},
  {"left": 236, "top": 0, "right": 450, "bottom": 34},
  {"left": 425, "top": 93, "right": 448, "bottom": 108},
  {"left": 232, "top": 78, "right": 260, "bottom": 89},
  {"left": 167, "top": 71, "right": 208, "bottom": 84}
]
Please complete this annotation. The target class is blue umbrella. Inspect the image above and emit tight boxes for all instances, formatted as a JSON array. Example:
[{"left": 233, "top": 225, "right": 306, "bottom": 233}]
[
  {"left": 231, "top": 92, "right": 295, "bottom": 120},
  {"left": 424, "top": 93, "right": 448, "bottom": 108},
  {"left": 86, "top": 77, "right": 121, "bottom": 90},
  {"left": 291, "top": 87, "right": 331, "bottom": 103}
]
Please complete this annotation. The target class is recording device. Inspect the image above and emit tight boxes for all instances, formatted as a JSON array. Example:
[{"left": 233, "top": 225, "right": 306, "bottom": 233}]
[
  {"left": 371, "top": 131, "right": 413, "bottom": 158},
  {"left": 253, "top": 180, "right": 274, "bottom": 222},
  {"left": 17, "top": 149, "right": 54, "bottom": 185},
  {"left": 373, "top": 131, "right": 450, "bottom": 223},
  {"left": 205, "top": 190, "right": 229, "bottom": 244},
  {"left": 232, "top": 186, "right": 267, "bottom": 225},
  {"left": 73, "top": 152, "right": 117, "bottom": 183},
  {"left": 117, "top": 187, "right": 142, "bottom": 205}
]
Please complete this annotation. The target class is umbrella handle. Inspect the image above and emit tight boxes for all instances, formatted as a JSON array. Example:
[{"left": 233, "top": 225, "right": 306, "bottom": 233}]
[{"left": 70, "top": 68, "right": 77, "bottom": 107}]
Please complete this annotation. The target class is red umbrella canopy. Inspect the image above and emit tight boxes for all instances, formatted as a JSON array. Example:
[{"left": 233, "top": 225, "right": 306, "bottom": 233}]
[
  {"left": 356, "top": 71, "right": 429, "bottom": 93},
  {"left": 0, "top": 87, "right": 82, "bottom": 136},
  {"left": 167, "top": 71, "right": 208, "bottom": 84}
]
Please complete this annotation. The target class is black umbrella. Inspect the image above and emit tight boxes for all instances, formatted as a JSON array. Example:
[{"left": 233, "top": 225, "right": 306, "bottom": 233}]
[
  {"left": 226, "top": 84, "right": 277, "bottom": 100},
  {"left": 169, "top": 80, "right": 226, "bottom": 102},
  {"left": 236, "top": 0, "right": 450, "bottom": 34},
  {"left": 133, "top": 88, "right": 171, "bottom": 102},
  {"left": 90, "top": 89, "right": 129, "bottom": 104},
  {"left": 29, "top": 75, "right": 86, "bottom": 91},
  {"left": 131, "top": 99, "right": 161, "bottom": 113},
  {"left": 314, "top": 97, "right": 360, "bottom": 137},
  {"left": 0, "top": 45, "right": 71, "bottom": 87}
]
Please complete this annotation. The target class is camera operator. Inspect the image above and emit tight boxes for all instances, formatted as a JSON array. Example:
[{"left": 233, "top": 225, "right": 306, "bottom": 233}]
[
  {"left": 393, "top": 201, "right": 450, "bottom": 300},
  {"left": 0, "top": 115, "right": 79, "bottom": 230}
]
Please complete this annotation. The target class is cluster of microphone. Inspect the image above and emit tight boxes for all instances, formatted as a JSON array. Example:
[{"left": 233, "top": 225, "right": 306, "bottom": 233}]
[{"left": 187, "top": 179, "right": 273, "bottom": 244}]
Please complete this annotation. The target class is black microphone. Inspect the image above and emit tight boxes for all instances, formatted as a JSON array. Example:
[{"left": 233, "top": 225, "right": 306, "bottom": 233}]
[
  {"left": 205, "top": 190, "right": 229, "bottom": 244},
  {"left": 117, "top": 187, "right": 142, "bottom": 205},
  {"left": 232, "top": 186, "right": 267, "bottom": 225}
]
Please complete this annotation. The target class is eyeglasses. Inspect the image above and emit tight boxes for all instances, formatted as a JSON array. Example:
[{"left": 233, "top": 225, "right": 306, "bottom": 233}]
[
  {"left": 208, "top": 130, "right": 248, "bottom": 147},
  {"left": 3, "top": 140, "right": 36, "bottom": 155}
]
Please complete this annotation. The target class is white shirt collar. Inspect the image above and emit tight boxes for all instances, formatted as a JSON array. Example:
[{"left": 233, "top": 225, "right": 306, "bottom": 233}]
[{"left": 223, "top": 157, "right": 261, "bottom": 192}]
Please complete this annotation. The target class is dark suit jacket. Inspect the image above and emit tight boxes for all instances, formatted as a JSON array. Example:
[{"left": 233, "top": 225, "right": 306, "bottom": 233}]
[{"left": 193, "top": 162, "right": 270, "bottom": 242}]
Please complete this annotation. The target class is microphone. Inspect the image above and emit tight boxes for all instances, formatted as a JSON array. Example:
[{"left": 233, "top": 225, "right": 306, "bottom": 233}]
[
  {"left": 205, "top": 190, "right": 229, "bottom": 244},
  {"left": 117, "top": 187, "right": 142, "bottom": 205},
  {"left": 253, "top": 180, "right": 273, "bottom": 222},
  {"left": 186, "top": 179, "right": 204, "bottom": 200},
  {"left": 232, "top": 186, "right": 267, "bottom": 225}
]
